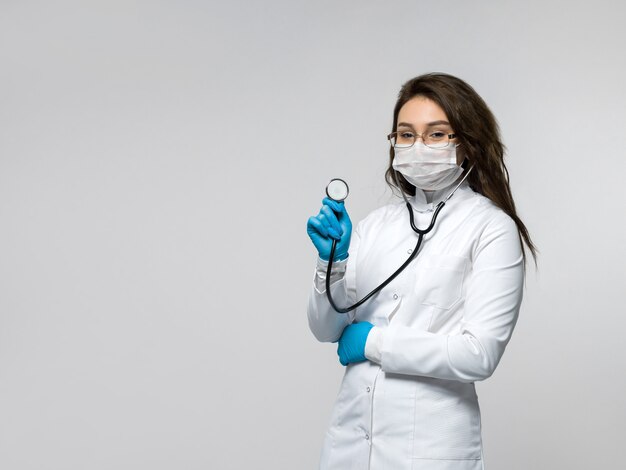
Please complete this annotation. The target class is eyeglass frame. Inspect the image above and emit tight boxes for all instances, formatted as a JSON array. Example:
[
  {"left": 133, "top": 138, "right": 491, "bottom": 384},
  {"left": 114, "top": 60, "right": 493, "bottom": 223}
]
[{"left": 387, "top": 130, "right": 457, "bottom": 149}]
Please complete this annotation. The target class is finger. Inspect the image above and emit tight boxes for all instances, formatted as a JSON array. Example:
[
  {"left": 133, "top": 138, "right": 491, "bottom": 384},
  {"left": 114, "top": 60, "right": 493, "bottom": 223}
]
[
  {"left": 335, "top": 207, "right": 350, "bottom": 226},
  {"left": 323, "top": 198, "right": 350, "bottom": 227},
  {"left": 308, "top": 216, "right": 330, "bottom": 238},
  {"left": 318, "top": 214, "right": 341, "bottom": 240},
  {"left": 320, "top": 205, "right": 343, "bottom": 236},
  {"left": 322, "top": 197, "right": 344, "bottom": 214}
]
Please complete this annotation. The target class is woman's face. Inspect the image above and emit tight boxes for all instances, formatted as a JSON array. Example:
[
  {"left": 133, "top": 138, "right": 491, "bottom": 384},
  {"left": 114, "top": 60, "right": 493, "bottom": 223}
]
[{"left": 396, "top": 96, "right": 463, "bottom": 165}]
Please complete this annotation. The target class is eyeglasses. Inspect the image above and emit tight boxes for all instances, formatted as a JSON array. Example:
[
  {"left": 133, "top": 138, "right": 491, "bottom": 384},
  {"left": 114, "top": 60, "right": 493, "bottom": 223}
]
[{"left": 387, "top": 129, "right": 457, "bottom": 150}]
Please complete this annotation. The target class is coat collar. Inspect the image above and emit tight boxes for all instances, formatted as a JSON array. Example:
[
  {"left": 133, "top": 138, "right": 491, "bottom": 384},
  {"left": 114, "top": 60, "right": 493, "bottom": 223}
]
[{"left": 410, "top": 180, "right": 474, "bottom": 213}]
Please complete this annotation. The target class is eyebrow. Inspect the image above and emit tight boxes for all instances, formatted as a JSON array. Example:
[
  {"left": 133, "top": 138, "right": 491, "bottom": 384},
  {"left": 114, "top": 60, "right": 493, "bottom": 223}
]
[{"left": 397, "top": 120, "right": 451, "bottom": 128}]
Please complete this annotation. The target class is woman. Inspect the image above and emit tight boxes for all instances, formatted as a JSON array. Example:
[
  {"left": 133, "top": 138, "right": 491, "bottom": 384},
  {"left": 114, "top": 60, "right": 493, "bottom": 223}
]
[{"left": 306, "top": 73, "right": 536, "bottom": 470}]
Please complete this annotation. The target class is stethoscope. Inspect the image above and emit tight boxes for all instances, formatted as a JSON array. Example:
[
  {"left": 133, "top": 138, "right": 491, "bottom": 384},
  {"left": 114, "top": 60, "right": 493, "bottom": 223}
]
[{"left": 324, "top": 166, "right": 474, "bottom": 314}]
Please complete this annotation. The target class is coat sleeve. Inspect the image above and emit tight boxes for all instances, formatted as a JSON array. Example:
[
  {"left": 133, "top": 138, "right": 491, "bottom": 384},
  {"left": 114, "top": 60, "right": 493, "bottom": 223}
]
[
  {"left": 306, "top": 226, "right": 361, "bottom": 343},
  {"left": 370, "top": 213, "right": 524, "bottom": 383}
]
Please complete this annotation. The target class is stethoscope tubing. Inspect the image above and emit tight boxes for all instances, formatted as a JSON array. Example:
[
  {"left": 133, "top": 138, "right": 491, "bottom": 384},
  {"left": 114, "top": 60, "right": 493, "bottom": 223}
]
[
  {"left": 325, "top": 200, "right": 445, "bottom": 314},
  {"left": 324, "top": 165, "right": 474, "bottom": 314}
]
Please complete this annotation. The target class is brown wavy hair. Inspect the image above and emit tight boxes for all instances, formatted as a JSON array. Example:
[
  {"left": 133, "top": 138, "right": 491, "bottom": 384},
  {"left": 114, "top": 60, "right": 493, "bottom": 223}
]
[{"left": 385, "top": 73, "right": 537, "bottom": 264}]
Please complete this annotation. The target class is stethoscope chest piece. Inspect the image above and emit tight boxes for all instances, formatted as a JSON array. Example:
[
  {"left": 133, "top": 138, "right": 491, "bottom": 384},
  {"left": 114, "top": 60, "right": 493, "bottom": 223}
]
[{"left": 326, "top": 178, "right": 349, "bottom": 202}]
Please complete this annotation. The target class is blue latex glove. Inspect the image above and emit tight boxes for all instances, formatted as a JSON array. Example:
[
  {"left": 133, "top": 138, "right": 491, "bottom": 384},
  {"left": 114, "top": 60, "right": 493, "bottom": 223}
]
[
  {"left": 307, "top": 197, "right": 352, "bottom": 261},
  {"left": 337, "top": 322, "right": 374, "bottom": 366}
]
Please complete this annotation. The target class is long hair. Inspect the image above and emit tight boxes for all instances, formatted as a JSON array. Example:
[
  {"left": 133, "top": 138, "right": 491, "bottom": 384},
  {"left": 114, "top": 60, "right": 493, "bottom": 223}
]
[{"left": 385, "top": 73, "right": 537, "bottom": 264}]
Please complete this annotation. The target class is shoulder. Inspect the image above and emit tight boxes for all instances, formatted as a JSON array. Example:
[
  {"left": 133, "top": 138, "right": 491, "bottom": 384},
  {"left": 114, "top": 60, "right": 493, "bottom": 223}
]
[
  {"left": 472, "top": 193, "right": 518, "bottom": 233},
  {"left": 467, "top": 193, "right": 522, "bottom": 258}
]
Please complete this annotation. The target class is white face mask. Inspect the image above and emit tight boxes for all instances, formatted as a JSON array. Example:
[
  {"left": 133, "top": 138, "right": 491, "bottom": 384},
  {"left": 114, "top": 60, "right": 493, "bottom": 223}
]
[{"left": 392, "top": 142, "right": 464, "bottom": 191}]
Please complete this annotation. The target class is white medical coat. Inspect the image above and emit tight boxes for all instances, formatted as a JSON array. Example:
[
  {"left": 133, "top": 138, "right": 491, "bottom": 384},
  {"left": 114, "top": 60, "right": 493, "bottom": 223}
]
[{"left": 308, "top": 181, "right": 524, "bottom": 470}]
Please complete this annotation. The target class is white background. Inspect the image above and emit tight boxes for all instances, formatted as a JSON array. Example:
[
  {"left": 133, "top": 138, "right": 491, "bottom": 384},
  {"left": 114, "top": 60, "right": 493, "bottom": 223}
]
[{"left": 1, "top": 1, "right": 625, "bottom": 468}]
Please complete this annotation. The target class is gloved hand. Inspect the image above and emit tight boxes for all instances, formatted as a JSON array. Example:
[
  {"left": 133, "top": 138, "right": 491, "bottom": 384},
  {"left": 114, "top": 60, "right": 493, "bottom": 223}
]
[
  {"left": 307, "top": 197, "right": 352, "bottom": 261},
  {"left": 336, "top": 322, "right": 374, "bottom": 366}
]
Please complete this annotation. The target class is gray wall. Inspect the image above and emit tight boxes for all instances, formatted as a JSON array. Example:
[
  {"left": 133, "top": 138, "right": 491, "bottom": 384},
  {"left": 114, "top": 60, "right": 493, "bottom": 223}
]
[{"left": 1, "top": 1, "right": 625, "bottom": 468}]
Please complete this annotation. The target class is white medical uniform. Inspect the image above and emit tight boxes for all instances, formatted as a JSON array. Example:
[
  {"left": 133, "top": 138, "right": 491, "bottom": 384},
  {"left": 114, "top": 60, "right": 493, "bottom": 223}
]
[{"left": 308, "top": 181, "right": 524, "bottom": 470}]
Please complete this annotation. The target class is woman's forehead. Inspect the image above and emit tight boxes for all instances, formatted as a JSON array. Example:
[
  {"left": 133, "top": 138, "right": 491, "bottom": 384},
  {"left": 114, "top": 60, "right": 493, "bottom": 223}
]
[
  {"left": 398, "top": 96, "right": 448, "bottom": 121},
  {"left": 398, "top": 96, "right": 449, "bottom": 125}
]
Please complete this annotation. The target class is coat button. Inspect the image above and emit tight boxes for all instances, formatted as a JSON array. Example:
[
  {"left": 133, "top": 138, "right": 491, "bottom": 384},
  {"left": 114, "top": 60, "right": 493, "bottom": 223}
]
[
  {"left": 366, "top": 386, "right": 371, "bottom": 393},
  {"left": 393, "top": 294, "right": 398, "bottom": 300},
  {"left": 407, "top": 248, "right": 413, "bottom": 254},
  {"left": 365, "top": 433, "right": 370, "bottom": 440}
]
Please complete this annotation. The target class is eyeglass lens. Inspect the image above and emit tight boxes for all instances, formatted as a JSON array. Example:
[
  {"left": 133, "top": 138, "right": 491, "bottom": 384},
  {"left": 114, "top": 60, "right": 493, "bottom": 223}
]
[{"left": 391, "top": 129, "right": 453, "bottom": 149}]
